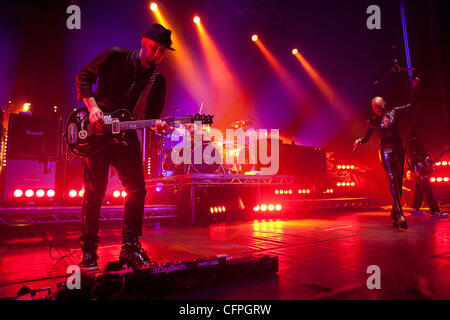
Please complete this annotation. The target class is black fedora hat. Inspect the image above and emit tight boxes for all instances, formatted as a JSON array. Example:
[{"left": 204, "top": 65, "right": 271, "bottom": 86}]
[{"left": 141, "top": 23, "right": 175, "bottom": 51}]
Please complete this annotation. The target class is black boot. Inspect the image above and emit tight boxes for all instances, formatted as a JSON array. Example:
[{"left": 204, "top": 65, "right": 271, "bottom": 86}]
[
  {"left": 390, "top": 209, "right": 399, "bottom": 228},
  {"left": 119, "top": 239, "right": 151, "bottom": 269},
  {"left": 79, "top": 241, "right": 99, "bottom": 271}
]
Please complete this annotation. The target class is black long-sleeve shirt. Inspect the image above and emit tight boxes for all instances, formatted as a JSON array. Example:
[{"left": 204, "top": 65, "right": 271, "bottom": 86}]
[
  {"left": 75, "top": 46, "right": 166, "bottom": 119},
  {"left": 359, "top": 86, "right": 420, "bottom": 146}
]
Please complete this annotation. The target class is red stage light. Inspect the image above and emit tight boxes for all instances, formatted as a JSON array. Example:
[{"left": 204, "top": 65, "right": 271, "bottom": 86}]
[
  {"left": 210, "top": 207, "right": 214, "bottom": 214},
  {"left": 113, "top": 190, "right": 121, "bottom": 198},
  {"left": 122, "top": 191, "right": 127, "bottom": 198},
  {"left": 430, "top": 177, "right": 436, "bottom": 182},
  {"left": 444, "top": 177, "right": 449, "bottom": 182},
  {"left": 435, "top": 162, "right": 441, "bottom": 166},
  {"left": 442, "top": 161, "right": 448, "bottom": 166},
  {"left": 36, "top": 189, "right": 45, "bottom": 198},
  {"left": 78, "top": 190, "right": 84, "bottom": 197},
  {"left": 69, "top": 190, "right": 77, "bottom": 198},
  {"left": 14, "top": 189, "right": 23, "bottom": 198},
  {"left": 150, "top": 2, "right": 158, "bottom": 11},
  {"left": 47, "top": 189, "right": 55, "bottom": 198},
  {"left": 260, "top": 204, "right": 267, "bottom": 211},
  {"left": 337, "top": 165, "right": 341, "bottom": 169},
  {"left": 25, "top": 189, "right": 34, "bottom": 197},
  {"left": 268, "top": 204, "right": 275, "bottom": 211},
  {"left": 351, "top": 182, "right": 355, "bottom": 186},
  {"left": 251, "top": 34, "right": 258, "bottom": 42},
  {"left": 437, "top": 177, "right": 443, "bottom": 182},
  {"left": 222, "top": 206, "right": 226, "bottom": 212},
  {"left": 275, "top": 204, "right": 282, "bottom": 211},
  {"left": 253, "top": 205, "right": 260, "bottom": 212},
  {"left": 193, "top": 16, "right": 200, "bottom": 24},
  {"left": 292, "top": 48, "right": 298, "bottom": 55}
]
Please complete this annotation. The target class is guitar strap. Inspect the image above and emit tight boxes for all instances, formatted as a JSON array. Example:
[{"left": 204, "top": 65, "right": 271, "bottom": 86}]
[{"left": 133, "top": 69, "right": 160, "bottom": 120}]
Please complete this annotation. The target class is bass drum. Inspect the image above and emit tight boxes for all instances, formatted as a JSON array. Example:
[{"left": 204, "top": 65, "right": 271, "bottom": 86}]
[{"left": 162, "top": 141, "right": 223, "bottom": 175}]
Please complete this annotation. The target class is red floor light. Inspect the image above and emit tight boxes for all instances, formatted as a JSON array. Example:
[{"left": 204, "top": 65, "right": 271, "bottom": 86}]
[
  {"left": 14, "top": 189, "right": 23, "bottom": 198},
  {"left": 69, "top": 190, "right": 77, "bottom": 198},
  {"left": 36, "top": 189, "right": 45, "bottom": 198}
]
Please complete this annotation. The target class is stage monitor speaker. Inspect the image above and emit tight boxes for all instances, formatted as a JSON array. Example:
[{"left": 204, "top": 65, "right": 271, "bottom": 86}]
[
  {"left": 279, "top": 144, "right": 326, "bottom": 176},
  {"left": 2, "top": 158, "right": 56, "bottom": 202},
  {"left": 7, "top": 113, "right": 59, "bottom": 159}
]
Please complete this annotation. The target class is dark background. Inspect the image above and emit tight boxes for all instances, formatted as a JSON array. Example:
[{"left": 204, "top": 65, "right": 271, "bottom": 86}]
[{"left": 0, "top": 0, "right": 448, "bottom": 169}]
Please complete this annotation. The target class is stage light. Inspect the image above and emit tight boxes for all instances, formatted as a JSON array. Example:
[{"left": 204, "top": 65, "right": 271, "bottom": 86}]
[
  {"left": 292, "top": 48, "right": 298, "bottom": 55},
  {"left": 430, "top": 177, "right": 436, "bottom": 182},
  {"left": 275, "top": 190, "right": 279, "bottom": 194},
  {"left": 25, "top": 189, "right": 34, "bottom": 197},
  {"left": 337, "top": 182, "right": 341, "bottom": 187},
  {"left": 47, "top": 189, "right": 55, "bottom": 197},
  {"left": 444, "top": 177, "right": 449, "bottom": 182},
  {"left": 351, "top": 165, "right": 355, "bottom": 169},
  {"left": 260, "top": 204, "right": 267, "bottom": 211},
  {"left": 214, "top": 207, "right": 219, "bottom": 213},
  {"left": 442, "top": 161, "right": 448, "bottom": 166},
  {"left": 251, "top": 35, "right": 258, "bottom": 42},
  {"left": 351, "top": 182, "right": 355, "bottom": 186},
  {"left": 113, "top": 190, "right": 121, "bottom": 198},
  {"left": 337, "top": 165, "right": 341, "bottom": 169},
  {"left": 289, "top": 190, "right": 293, "bottom": 194},
  {"left": 69, "top": 190, "right": 77, "bottom": 198},
  {"left": 222, "top": 206, "right": 226, "bottom": 212},
  {"left": 36, "top": 189, "right": 45, "bottom": 198},
  {"left": 307, "top": 189, "right": 311, "bottom": 194},
  {"left": 14, "top": 189, "right": 23, "bottom": 198},
  {"left": 210, "top": 207, "right": 214, "bottom": 214},
  {"left": 23, "top": 103, "right": 31, "bottom": 112},
  {"left": 193, "top": 16, "right": 200, "bottom": 24},
  {"left": 79, "top": 190, "right": 84, "bottom": 197},
  {"left": 437, "top": 177, "right": 443, "bottom": 182},
  {"left": 253, "top": 205, "right": 260, "bottom": 212},
  {"left": 150, "top": 2, "right": 157, "bottom": 11},
  {"left": 122, "top": 191, "right": 127, "bottom": 198},
  {"left": 275, "top": 204, "right": 282, "bottom": 211},
  {"left": 435, "top": 162, "right": 441, "bottom": 166}
]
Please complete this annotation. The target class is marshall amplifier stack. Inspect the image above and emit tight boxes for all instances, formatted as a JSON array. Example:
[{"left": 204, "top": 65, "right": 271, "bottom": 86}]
[{"left": 1, "top": 113, "right": 60, "bottom": 204}]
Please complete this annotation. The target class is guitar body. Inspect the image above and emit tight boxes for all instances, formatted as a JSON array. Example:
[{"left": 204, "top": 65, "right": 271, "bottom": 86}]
[{"left": 65, "top": 107, "right": 132, "bottom": 157}]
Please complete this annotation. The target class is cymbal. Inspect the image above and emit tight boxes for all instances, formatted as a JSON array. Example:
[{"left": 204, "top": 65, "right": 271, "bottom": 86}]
[{"left": 230, "top": 119, "right": 255, "bottom": 129}]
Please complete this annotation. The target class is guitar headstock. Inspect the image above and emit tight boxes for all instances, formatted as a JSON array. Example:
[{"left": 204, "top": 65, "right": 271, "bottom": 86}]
[{"left": 176, "top": 114, "right": 214, "bottom": 125}]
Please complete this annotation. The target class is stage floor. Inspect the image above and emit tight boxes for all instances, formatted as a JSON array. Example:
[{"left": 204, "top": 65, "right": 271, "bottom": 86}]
[{"left": 1, "top": 208, "right": 449, "bottom": 299}]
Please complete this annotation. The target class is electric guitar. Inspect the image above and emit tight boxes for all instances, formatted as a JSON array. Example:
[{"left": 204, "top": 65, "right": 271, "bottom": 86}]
[
  {"left": 414, "top": 147, "right": 450, "bottom": 179},
  {"left": 65, "top": 107, "right": 213, "bottom": 157}
]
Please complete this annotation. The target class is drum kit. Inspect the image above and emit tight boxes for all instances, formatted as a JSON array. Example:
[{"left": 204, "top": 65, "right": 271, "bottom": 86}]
[{"left": 147, "top": 117, "right": 261, "bottom": 177}]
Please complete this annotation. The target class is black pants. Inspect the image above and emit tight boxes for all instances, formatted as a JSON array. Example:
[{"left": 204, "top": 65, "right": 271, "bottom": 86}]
[
  {"left": 412, "top": 176, "right": 439, "bottom": 212},
  {"left": 80, "top": 131, "right": 147, "bottom": 243},
  {"left": 379, "top": 143, "right": 405, "bottom": 216}
]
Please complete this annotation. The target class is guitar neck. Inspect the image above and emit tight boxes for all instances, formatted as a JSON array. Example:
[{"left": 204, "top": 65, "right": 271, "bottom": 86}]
[
  {"left": 119, "top": 119, "right": 159, "bottom": 131},
  {"left": 118, "top": 117, "right": 205, "bottom": 131}
]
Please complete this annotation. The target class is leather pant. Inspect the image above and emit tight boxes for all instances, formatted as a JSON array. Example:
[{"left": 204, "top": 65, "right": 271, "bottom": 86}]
[
  {"left": 379, "top": 142, "right": 405, "bottom": 217},
  {"left": 80, "top": 131, "right": 147, "bottom": 244}
]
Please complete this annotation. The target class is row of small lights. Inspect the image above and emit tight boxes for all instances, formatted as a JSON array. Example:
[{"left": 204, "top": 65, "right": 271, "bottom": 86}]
[
  {"left": 113, "top": 190, "right": 128, "bottom": 198},
  {"left": 336, "top": 165, "right": 355, "bottom": 170},
  {"left": 430, "top": 177, "right": 449, "bottom": 183},
  {"left": 253, "top": 204, "right": 282, "bottom": 212},
  {"left": 324, "top": 189, "right": 334, "bottom": 194},
  {"left": 210, "top": 206, "right": 227, "bottom": 214},
  {"left": 336, "top": 182, "right": 356, "bottom": 187},
  {"left": 435, "top": 161, "right": 449, "bottom": 166},
  {"left": 14, "top": 189, "right": 55, "bottom": 198},
  {"left": 275, "top": 189, "right": 311, "bottom": 195}
]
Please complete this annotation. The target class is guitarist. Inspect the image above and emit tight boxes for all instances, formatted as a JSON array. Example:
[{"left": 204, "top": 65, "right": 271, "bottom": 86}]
[
  {"left": 406, "top": 125, "right": 448, "bottom": 217},
  {"left": 75, "top": 24, "right": 173, "bottom": 270}
]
